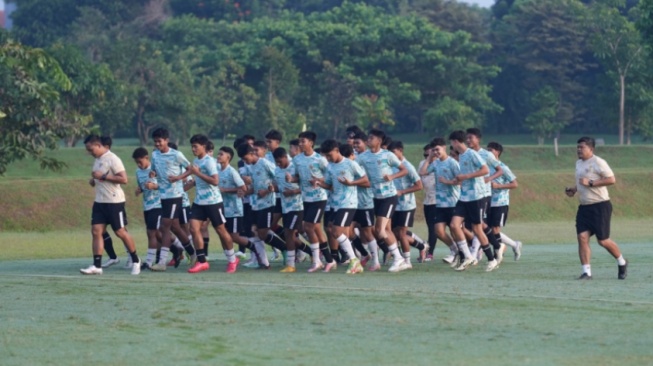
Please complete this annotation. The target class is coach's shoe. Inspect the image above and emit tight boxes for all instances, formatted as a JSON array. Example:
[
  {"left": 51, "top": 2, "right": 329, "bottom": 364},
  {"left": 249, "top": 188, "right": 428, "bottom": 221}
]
[
  {"left": 226, "top": 258, "right": 239, "bottom": 274},
  {"left": 346, "top": 258, "right": 364, "bottom": 274},
  {"left": 495, "top": 244, "right": 505, "bottom": 265},
  {"left": 442, "top": 254, "right": 456, "bottom": 264},
  {"left": 388, "top": 259, "right": 409, "bottom": 273},
  {"left": 485, "top": 259, "right": 499, "bottom": 272},
  {"left": 455, "top": 257, "right": 477, "bottom": 271},
  {"left": 308, "top": 262, "right": 324, "bottom": 273},
  {"left": 323, "top": 261, "right": 337, "bottom": 273},
  {"left": 80, "top": 265, "right": 102, "bottom": 275},
  {"left": 618, "top": 260, "right": 628, "bottom": 280},
  {"left": 150, "top": 262, "right": 167, "bottom": 272},
  {"left": 131, "top": 261, "right": 141, "bottom": 275},
  {"left": 367, "top": 263, "right": 381, "bottom": 272},
  {"left": 578, "top": 273, "right": 592, "bottom": 280},
  {"left": 188, "top": 261, "right": 209, "bottom": 274},
  {"left": 102, "top": 258, "right": 120, "bottom": 268},
  {"left": 514, "top": 241, "right": 522, "bottom": 261}
]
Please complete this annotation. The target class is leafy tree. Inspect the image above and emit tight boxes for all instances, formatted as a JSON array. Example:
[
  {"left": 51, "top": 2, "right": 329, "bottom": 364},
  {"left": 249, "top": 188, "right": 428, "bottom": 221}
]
[
  {"left": 524, "top": 86, "right": 562, "bottom": 145},
  {"left": 353, "top": 94, "right": 395, "bottom": 129}
]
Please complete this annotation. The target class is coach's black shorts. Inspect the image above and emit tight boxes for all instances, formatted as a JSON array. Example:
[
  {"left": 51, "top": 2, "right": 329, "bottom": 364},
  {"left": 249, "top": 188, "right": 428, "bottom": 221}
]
[
  {"left": 191, "top": 203, "right": 226, "bottom": 227},
  {"left": 282, "top": 211, "right": 304, "bottom": 231},
  {"left": 143, "top": 208, "right": 162, "bottom": 230},
  {"left": 373, "top": 196, "right": 398, "bottom": 219},
  {"left": 454, "top": 199, "right": 485, "bottom": 225},
  {"left": 225, "top": 216, "right": 244, "bottom": 234},
  {"left": 92, "top": 202, "right": 128, "bottom": 231},
  {"left": 354, "top": 208, "right": 375, "bottom": 228},
  {"left": 392, "top": 209, "right": 416, "bottom": 229},
  {"left": 423, "top": 204, "right": 437, "bottom": 226},
  {"left": 576, "top": 200, "right": 612, "bottom": 240},
  {"left": 488, "top": 206, "right": 509, "bottom": 228},
  {"left": 161, "top": 198, "right": 183, "bottom": 221},
  {"left": 254, "top": 206, "right": 275, "bottom": 229},
  {"left": 303, "top": 200, "right": 327, "bottom": 224},
  {"left": 434, "top": 207, "right": 455, "bottom": 225},
  {"left": 331, "top": 208, "right": 357, "bottom": 228}
]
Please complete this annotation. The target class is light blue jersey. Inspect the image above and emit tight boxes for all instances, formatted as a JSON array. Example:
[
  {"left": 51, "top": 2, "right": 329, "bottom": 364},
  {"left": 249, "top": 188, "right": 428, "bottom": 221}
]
[
  {"left": 490, "top": 162, "right": 516, "bottom": 207},
  {"left": 249, "top": 158, "right": 277, "bottom": 210},
  {"left": 274, "top": 163, "right": 303, "bottom": 213},
  {"left": 393, "top": 159, "right": 421, "bottom": 211},
  {"left": 458, "top": 148, "right": 486, "bottom": 202},
  {"left": 356, "top": 149, "right": 402, "bottom": 199},
  {"left": 238, "top": 161, "right": 251, "bottom": 205},
  {"left": 135, "top": 166, "right": 161, "bottom": 211},
  {"left": 324, "top": 158, "right": 366, "bottom": 210},
  {"left": 477, "top": 148, "right": 501, "bottom": 198},
  {"left": 192, "top": 155, "right": 222, "bottom": 205},
  {"left": 182, "top": 190, "right": 191, "bottom": 208},
  {"left": 219, "top": 164, "right": 245, "bottom": 217},
  {"left": 427, "top": 157, "right": 461, "bottom": 208},
  {"left": 265, "top": 151, "right": 275, "bottom": 163},
  {"left": 151, "top": 148, "right": 190, "bottom": 200},
  {"left": 293, "top": 152, "right": 329, "bottom": 202}
]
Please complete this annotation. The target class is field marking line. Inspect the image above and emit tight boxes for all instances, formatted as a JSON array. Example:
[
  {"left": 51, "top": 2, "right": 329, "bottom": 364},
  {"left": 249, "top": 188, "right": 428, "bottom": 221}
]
[{"left": 1, "top": 273, "right": 652, "bottom": 306}]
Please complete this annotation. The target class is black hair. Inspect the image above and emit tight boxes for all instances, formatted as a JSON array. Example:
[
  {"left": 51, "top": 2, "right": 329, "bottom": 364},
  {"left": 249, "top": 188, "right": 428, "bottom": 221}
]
[
  {"left": 431, "top": 137, "right": 447, "bottom": 147},
  {"left": 487, "top": 142, "right": 503, "bottom": 157},
  {"left": 340, "top": 143, "right": 354, "bottom": 158},
  {"left": 100, "top": 136, "right": 112, "bottom": 148},
  {"left": 298, "top": 131, "right": 317, "bottom": 142},
  {"left": 382, "top": 136, "right": 392, "bottom": 147},
  {"left": 387, "top": 140, "right": 404, "bottom": 151},
  {"left": 448, "top": 130, "right": 466, "bottom": 143},
  {"left": 345, "top": 125, "right": 364, "bottom": 138},
  {"left": 190, "top": 134, "right": 210, "bottom": 147},
  {"left": 273, "top": 147, "right": 288, "bottom": 160},
  {"left": 242, "top": 134, "right": 256, "bottom": 142},
  {"left": 577, "top": 136, "right": 595, "bottom": 148},
  {"left": 169, "top": 142, "right": 178, "bottom": 150},
  {"left": 368, "top": 128, "right": 386, "bottom": 140},
  {"left": 289, "top": 138, "right": 300, "bottom": 147},
  {"left": 237, "top": 143, "right": 255, "bottom": 158},
  {"left": 466, "top": 128, "right": 482, "bottom": 139},
  {"left": 320, "top": 139, "right": 339, "bottom": 154},
  {"left": 84, "top": 134, "right": 102, "bottom": 145},
  {"left": 233, "top": 137, "right": 245, "bottom": 149},
  {"left": 253, "top": 140, "right": 267, "bottom": 149},
  {"left": 152, "top": 128, "right": 169, "bottom": 140},
  {"left": 132, "top": 147, "right": 149, "bottom": 159},
  {"left": 265, "top": 129, "right": 283, "bottom": 142},
  {"left": 206, "top": 140, "right": 214, "bottom": 152},
  {"left": 353, "top": 132, "right": 367, "bottom": 141},
  {"left": 219, "top": 146, "right": 235, "bottom": 161}
]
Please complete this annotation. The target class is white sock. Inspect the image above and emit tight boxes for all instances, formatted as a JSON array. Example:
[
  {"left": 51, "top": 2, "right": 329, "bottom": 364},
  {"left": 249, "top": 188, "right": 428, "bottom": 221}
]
[
  {"left": 471, "top": 236, "right": 480, "bottom": 254},
  {"left": 616, "top": 255, "right": 626, "bottom": 266},
  {"left": 145, "top": 248, "right": 157, "bottom": 266},
  {"left": 367, "top": 240, "right": 379, "bottom": 265},
  {"left": 336, "top": 234, "right": 357, "bottom": 260},
  {"left": 172, "top": 237, "right": 184, "bottom": 250},
  {"left": 582, "top": 264, "right": 591, "bottom": 276},
  {"left": 159, "top": 247, "right": 170, "bottom": 264},
  {"left": 225, "top": 249, "right": 236, "bottom": 263},
  {"left": 402, "top": 250, "right": 411, "bottom": 263},
  {"left": 500, "top": 232, "right": 517, "bottom": 248},
  {"left": 457, "top": 240, "right": 472, "bottom": 258},
  {"left": 255, "top": 239, "right": 269, "bottom": 266},
  {"left": 309, "top": 243, "right": 321, "bottom": 265},
  {"left": 286, "top": 251, "right": 296, "bottom": 267},
  {"left": 388, "top": 243, "right": 403, "bottom": 263}
]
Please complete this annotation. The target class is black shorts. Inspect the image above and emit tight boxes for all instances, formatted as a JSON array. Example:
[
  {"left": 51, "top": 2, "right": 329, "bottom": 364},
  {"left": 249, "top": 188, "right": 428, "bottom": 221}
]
[
  {"left": 241, "top": 202, "right": 254, "bottom": 236},
  {"left": 331, "top": 208, "right": 357, "bottom": 228},
  {"left": 392, "top": 209, "right": 416, "bottom": 229},
  {"left": 225, "top": 216, "right": 244, "bottom": 234},
  {"left": 303, "top": 200, "right": 327, "bottom": 224},
  {"left": 180, "top": 206, "right": 190, "bottom": 225},
  {"left": 273, "top": 197, "right": 282, "bottom": 214},
  {"left": 373, "top": 196, "right": 398, "bottom": 219},
  {"left": 191, "top": 203, "right": 226, "bottom": 227},
  {"left": 423, "top": 204, "right": 437, "bottom": 226},
  {"left": 254, "top": 206, "right": 275, "bottom": 229},
  {"left": 161, "top": 198, "right": 183, "bottom": 220},
  {"left": 488, "top": 206, "right": 509, "bottom": 228},
  {"left": 454, "top": 199, "right": 485, "bottom": 225},
  {"left": 434, "top": 207, "right": 455, "bottom": 225},
  {"left": 576, "top": 201, "right": 612, "bottom": 240},
  {"left": 91, "top": 202, "right": 128, "bottom": 231},
  {"left": 143, "top": 208, "right": 162, "bottom": 230},
  {"left": 354, "top": 209, "right": 375, "bottom": 228},
  {"left": 323, "top": 207, "right": 335, "bottom": 225},
  {"left": 282, "top": 211, "right": 304, "bottom": 231}
]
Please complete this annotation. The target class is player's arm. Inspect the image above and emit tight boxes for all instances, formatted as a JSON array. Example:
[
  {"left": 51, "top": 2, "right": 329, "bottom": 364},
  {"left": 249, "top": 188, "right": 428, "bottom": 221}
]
[
  {"left": 398, "top": 173, "right": 423, "bottom": 196},
  {"left": 343, "top": 174, "right": 370, "bottom": 188},
  {"left": 189, "top": 165, "right": 219, "bottom": 186},
  {"left": 492, "top": 179, "right": 518, "bottom": 190},
  {"left": 384, "top": 163, "right": 408, "bottom": 181},
  {"left": 456, "top": 164, "right": 488, "bottom": 182},
  {"left": 184, "top": 178, "right": 195, "bottom": 192}
]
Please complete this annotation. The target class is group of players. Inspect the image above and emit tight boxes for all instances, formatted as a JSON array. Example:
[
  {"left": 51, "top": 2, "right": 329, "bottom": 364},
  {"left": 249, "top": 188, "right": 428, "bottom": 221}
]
[{"left": 81, "top": 125, "right": 523, "bottom": 276}]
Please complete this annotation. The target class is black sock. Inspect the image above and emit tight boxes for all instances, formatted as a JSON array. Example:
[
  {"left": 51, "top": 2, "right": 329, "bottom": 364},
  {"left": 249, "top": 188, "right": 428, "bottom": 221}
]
[
  {"left": 339, "top": 247, "right": 350, "bottom": 262},
  {"left": 331, "top": 249, "right": 341, "bottom": 263},
  {"left": 427, "top": 223, "right": 437, "bottom": 254},
  {"left": 297, "top": 242, "right": 312, "bottom": 255},
  {"left": 93, "top": 255, "right": 102, "bottom": 268},
  {"left": 377, "top": 238, "right": 389, "bottom": 254},
  {"left": 352, "top": 237, "right": 368, "bottom": 256},
  {"left": 482, "top": 245, "right": 495, "bottom": 261},
  {"left": 197, "top": 248, "right": 206, "bottom": 263},
  {"left": 156, "top": 248, "right": 162, "bottom": 263},
  {"left": 246, "top": 241, "right": 259, "bottom": 254},
  {"left": 169, "top": 245, "right": 179, "bottom": 260},
  {"left": 412, "top": 242, "right": 425, "bottom": 251},
  {"left": 265, "top": 233, "right": 287, "bottom": 251},
  {"left": 320, "top": 242, "right": 334, "bottom": 263},
  {"left": 486, "top": 228, "right": 501, "bottom": 250},
  {"left": 238, "top": 244, "right": 246, "bottom": 254},
  {"left": 103, "top": 233, "right": 117, "bottom": 259},
  {"left": 129, "top": 250, "right": 139, "bottom": 263},
  {"left": 204, "top": 238, "right": 210, "bottom": 256},
  {"left": 183, "top": 241, "right": 196, "bottom": 256}
]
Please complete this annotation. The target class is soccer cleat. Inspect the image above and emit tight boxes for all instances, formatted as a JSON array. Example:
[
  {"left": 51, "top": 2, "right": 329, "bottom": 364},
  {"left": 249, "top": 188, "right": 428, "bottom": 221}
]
[
  {"left": 360, "top": 255, "right": 371, "bottom": 267},
  {"left": 80, "top": 265, "right": 102, "bottom": 275},
  {"left": 514, "top": 241, "right": 522, "bottom": 261},
  {"left": 307, "top": 262, "right": 324, "bottom": 273},
  {"left": 425, "top": 254, "right": 433, "bottom": 262},
  {"left": 140, "top": 262, "right": 152, "bottom": 271},
  {"left": 495, "top": 244, "right": 505, "bottom": 265},
  {"left": 442, "top": 254, "right": 456, "bottom": 264},
  {"left": 388, "top": 260, "right": 410, "bottom": 273},
  {"left": 578, "top": 273, "right": 592, "bottom": 280},
  {"left": 404, "top": 259, "right": 413, "bottom": 270},
  {"left": 101, "top": 258, "right": 120, "bottom": 268},
  {"left": 256, "top": 264, "right": 271, "bottom": 270},
  {"left": 450, "top": 255, "right": 461, "bottom": 268},
  {"left": 226, "top": 257, "right": 239, "bottom": 274},
  {"left": 367, "top": 263, "right": 381, "bottom": 272},
  {"left": 189, "top": 254, "right": 198, "bottom": 267},
  {"left": 323, "top": 261, "right": 337, "bottom": 273},
  {"left": 188, "top": 261, "right": 210, "bottom": 274},
  {"left": 346, "top": 258, "right": 364, "bottom": 274},
  {"left": 485, "top": 259, "right": 499, "bottom": 272},
  {"left": 235, "top": 251, "right": 247, "bottom": 259},
  {"left": 455, "top": 257, "right": 477, "bottom": 271},
  {"left": 131, "top": 261, "right": 141, "bottom": 275},
  {"left": 618, "top": 260, "right": 628, "bottom": 280},
  {"left": 150, "top": 262, "right": 167, "bottom": 272},
  {"left": 296, "top": 251, "right": 308, "bottom": 263},
  {"left": 167, "top": 253, "right": 184, "bottom": 268},
  {"left": 271, "top": 248, "right": 282, "bottom": 261},
  {"left": 280, "top": 265, "right": 296, "bottom": 273},
  {"left": 418, "top": 244, "right": 429, "bottom": 263},
  {"left": 244, "top": 260, "right": 260, "bottom": 269}
]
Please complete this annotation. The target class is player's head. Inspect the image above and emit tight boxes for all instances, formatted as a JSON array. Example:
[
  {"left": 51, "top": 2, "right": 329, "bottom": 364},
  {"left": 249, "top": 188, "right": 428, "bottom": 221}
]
[
  {"left": 352, "top": 132, "right": 367, "bottom": 153},
  {"left": 423, "top": 142, "right": 434, "bottom": 158},
  {"left": 320, "top": 139, "right": 341, "bottom": 162},
  {"left": 465, "top": 128, "right": 482, "bottom": 149},
  {"left": 486, "top": 141, "right": 503, "bottom": 158},
  {"left": 298, "top": 131, "right": 317, "bottom": 152},
  {"left": 84, "top": 134, "right": 105, "bottom": 158},
  {"left": 345, "top": 125, "right": 364, "bottom": 145},
  {"left": 367, "top": 128, "right": 385, "bottom": 149},
  {"left": 132, "top": 147, "right": 150, "bottom": 169},
  {"left": 152, "top": 128, "right": 170, "bottom": 151},
  {"left": 449, "top": 145, "right": 459, "bottom": 160},
  {"left": 168, "top": 142, "right": 178, "bottom": 150},
  {"left": 431, "top": 137, "right": 447, "bottom": 159},
  {"left": 233, "top": 137, "right": 245, "bottom": 149},
  {"left": 577, "top": 136, "right": 595, "bottom": 160},
  {"left": 253, "top": 140, "right": 267, "bottom": 157},
  {"left": 387, "top": 140, "right": 404, "bottom": 159},
  {"left": 265, "top": 129, "right": 283, "bottom": 150},
  {"left": 242, "top": 134, "right": 256, "bottom": 146},
  {"left": 237, "top": 143, "right": 258, "bottom": 164},
  {"left": 100, "top": 135, "right": 112, "bottom": 149},
  {"left": 217, "top": 146, "right": 234, "bottom": 164},
  {"left": 289, "top": 138, "right": 301, "bottom": 158},
  {"left": 273, "top": 147, "right": 290, "bottom": 168},
  {"left": 448, "top": 130, "right": 467, "bottom": 153},
  {"left": 381, "top": 135, "right": 392, "bottom": 149},
  {"left": 340, "top": 143, "right": 354, "bottom": 159},
  {"left": 190, "top": 134, "right": 210, "bottom": 157}
]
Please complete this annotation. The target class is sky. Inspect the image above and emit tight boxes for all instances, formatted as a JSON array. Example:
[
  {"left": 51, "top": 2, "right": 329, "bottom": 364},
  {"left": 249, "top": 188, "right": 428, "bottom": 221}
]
[{"left": 457, "top": 0, "right": 494, "bottom": 7}]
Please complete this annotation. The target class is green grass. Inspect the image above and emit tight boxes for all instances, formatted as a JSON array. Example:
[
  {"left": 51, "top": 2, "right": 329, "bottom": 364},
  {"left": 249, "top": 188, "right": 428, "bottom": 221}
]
[{"left": 1, "top": 241, "right": 652, "bottom": 366}]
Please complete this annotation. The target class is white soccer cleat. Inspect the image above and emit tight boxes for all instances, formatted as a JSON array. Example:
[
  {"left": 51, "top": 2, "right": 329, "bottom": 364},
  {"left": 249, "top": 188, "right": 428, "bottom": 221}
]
[
  {"left": 235, "top": 251, "right": 247, "bottom": 259},
  {"left": 101, "top": 258, "right": 120, "bottom": 268},
  {"left": 495, "top": 244, "right": 505, "bottom": 265},
  {"left": 442, "top": 254, "right": 456, "bottom": 264},
  {"left": 388, "top": 259, "right": 410, "bottom": 273},
  {"left": 455, "top": 257, "right": 477, "bottom": 271},
  {"left": 131, "top": 261, "right": 141, "bottom": 275},
  {"left": 485, "top": 259, "right": 499, "bottom": 272},
  {"left": 80, "top": 265, "right": 103, "bottom": 275},
  {"left": 514, "top": 241, "right": 522, "bottom": 261}
]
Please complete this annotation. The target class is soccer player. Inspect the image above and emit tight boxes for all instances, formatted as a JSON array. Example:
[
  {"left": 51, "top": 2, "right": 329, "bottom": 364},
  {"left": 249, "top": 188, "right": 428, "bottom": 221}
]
[
  {"left": 149, "top": 128, "right": 196, "bottom": 271},
  {"left": 351, "top": 132, "right": 378, "bottom": 269},
  {"left": 81, "top": 134, "right": 141, "bottom": 275},
  {"left": 387, "top": 141, "right": 425, "bottom": 267},
  {"left": 316, "top": 140, "right": 370, "bottom": 274},
  {"left": 448, "top": 130, "right": 498, "bottom": 272},
  {"left": 565, "top": 136, "right": 627, "bottom": 280},
  {"left": 418, "top": 142, "right": 438, "bottom": 262},
  {"left": 356, "top": 128, "right": 409, "bottom": 272},
  {"left": 288, "top": 139, "right": 301, "bottom": 158},
  {"left": 132, "top": 147, "right": 163, "bottom": 269},
  {"left": 291, "top": 131, "right": 336, "bottom": 272},
  {"left": 486, "top": 142, "right": 521, "bottom": 263}
]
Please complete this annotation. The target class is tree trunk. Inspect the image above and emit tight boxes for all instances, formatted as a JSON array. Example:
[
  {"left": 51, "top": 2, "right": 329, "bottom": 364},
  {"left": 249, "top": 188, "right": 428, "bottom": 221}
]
[
  {"left": 619, "top": 73, "right": 626, "bottom": 145},
  {"left": 627, "top": 115, "right": 632, "bottom": 145},
  {"left": 136, "top": 101, "right": 147, "bottom": 146}
]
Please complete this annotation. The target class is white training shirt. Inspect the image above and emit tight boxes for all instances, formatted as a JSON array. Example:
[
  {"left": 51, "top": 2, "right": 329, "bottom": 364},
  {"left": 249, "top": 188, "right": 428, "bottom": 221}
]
[
  {"left": 93, "top": 150, "right": 126, "bottom": 204},
  {"left": 575, "top": 155, "right": 614, "bottom": 205}
]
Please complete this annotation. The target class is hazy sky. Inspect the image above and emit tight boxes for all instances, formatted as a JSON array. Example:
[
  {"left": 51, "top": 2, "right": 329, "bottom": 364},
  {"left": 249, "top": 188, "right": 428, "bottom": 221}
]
[{"left": 458, "top": 0, "right": 494, "bottom": 7}]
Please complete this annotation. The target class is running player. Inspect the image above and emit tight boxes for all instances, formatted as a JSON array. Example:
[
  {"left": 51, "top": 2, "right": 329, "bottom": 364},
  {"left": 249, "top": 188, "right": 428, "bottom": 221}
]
[{"left": 132, "top": 147, "right": 162, "bottom": 270}]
